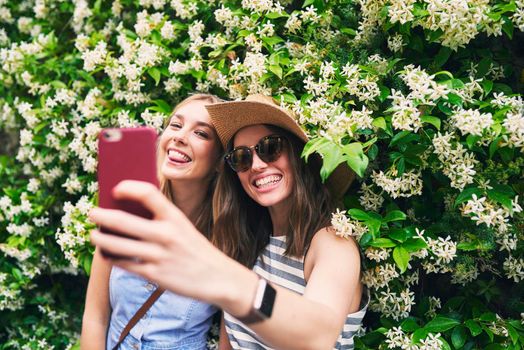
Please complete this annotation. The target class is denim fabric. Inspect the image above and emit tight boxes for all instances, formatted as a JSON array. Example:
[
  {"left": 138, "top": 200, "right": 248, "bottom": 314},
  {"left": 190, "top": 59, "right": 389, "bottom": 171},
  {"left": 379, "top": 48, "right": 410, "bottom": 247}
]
[{"left": 106, "top": 267, "right": 216, "bottom": 350}]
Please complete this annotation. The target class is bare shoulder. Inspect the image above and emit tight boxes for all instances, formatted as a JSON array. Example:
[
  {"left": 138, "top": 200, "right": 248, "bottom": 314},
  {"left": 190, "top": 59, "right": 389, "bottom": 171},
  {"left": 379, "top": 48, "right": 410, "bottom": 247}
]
[{"left": 307, "top": 227, "right": 361, "bottom": 266}]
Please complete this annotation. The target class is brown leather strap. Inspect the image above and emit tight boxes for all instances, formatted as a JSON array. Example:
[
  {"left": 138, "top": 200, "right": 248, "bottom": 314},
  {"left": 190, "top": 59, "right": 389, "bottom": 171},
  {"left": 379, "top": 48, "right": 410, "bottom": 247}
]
[{"left": 112, "top": 287, "right": 165, "bottom": 350}]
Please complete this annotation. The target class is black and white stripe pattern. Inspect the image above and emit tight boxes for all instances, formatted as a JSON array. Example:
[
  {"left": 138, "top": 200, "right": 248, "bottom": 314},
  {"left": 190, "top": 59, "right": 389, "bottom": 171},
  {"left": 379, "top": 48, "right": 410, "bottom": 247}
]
[{"left": 224, "top": 235, "right": 368, "bottom": 350}]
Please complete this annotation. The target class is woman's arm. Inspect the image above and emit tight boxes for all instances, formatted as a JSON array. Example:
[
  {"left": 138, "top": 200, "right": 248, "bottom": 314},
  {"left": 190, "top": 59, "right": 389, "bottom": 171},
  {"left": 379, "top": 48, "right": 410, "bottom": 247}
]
[
  {"left": 217, "top": 229, "right": 362, "bottom": 350},
  {"left": 80, "top": 248, "right": 112, "bottom": 350},
  {"left": 218, "top": 313, "right": 233, "bottom": 350},
  {"left": 89, "top": 181, "right": 362, "bottom": 350}
]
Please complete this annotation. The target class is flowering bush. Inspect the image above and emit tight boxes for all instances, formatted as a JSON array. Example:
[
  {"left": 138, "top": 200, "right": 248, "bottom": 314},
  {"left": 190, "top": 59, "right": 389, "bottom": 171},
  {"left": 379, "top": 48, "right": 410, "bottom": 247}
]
[{"left": 1, "top": 0, "right": 523, "bottom": 349}]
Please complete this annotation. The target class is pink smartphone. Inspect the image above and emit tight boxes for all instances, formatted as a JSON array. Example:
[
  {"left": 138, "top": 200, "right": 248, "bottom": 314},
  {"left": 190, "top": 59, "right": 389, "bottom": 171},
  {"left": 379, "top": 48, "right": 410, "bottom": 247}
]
[{"left": 97, "top": 127, "right": 159, "bottom": 243}]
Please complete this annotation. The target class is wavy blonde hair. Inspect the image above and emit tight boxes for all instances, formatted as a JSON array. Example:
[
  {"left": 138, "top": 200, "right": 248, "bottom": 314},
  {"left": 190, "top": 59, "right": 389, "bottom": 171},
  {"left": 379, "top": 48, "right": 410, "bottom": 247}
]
[{"left": 158, "top": 94, "right": 224, "bottom": 237}]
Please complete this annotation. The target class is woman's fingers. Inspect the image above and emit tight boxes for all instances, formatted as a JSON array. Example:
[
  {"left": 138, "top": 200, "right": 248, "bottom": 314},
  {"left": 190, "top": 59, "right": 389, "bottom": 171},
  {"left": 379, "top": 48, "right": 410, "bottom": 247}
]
[
  {"left": 90, "top": 229, "right": 165, "bottom": 262},
  {"left": 112, "top": 180, "right": 186, "bottom": 221},
  {"left": 89, "top": 206, "right": 174, "bottom": 244}
]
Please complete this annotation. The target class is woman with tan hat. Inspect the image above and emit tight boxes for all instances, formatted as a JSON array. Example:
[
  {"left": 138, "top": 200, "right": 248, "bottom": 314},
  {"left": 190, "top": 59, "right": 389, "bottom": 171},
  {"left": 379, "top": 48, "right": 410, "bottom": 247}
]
[{"left": 89, "top": 94, "right": 367, "bottom": 350}]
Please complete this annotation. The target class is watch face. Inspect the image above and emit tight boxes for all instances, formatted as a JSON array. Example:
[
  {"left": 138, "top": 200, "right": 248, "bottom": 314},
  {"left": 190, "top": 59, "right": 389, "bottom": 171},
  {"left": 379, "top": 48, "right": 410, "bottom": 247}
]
[{"left": 258, "top": 282, "right": 276, "bottom": 318}]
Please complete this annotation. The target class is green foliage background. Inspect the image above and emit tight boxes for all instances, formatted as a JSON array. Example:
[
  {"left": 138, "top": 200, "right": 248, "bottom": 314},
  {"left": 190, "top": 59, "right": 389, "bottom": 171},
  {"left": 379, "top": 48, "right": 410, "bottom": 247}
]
[{"left": 0, "top": 0, "right": 523, "bottom": 349}]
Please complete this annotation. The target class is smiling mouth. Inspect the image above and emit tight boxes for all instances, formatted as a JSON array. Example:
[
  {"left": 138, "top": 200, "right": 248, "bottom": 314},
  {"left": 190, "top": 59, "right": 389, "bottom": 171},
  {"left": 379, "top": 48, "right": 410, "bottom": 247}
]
[
  {"left": 167, "top": 149, "right": 192, "bottom": 163},
  {"left": 254, "top": 175, "right": 282, "bottom": 188}
]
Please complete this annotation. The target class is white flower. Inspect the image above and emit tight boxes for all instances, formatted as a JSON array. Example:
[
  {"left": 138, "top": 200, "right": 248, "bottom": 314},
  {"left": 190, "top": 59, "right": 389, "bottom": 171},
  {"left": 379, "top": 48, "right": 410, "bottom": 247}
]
[
  {"left": 451, "top": 109, "right": 493, "bottom": 136},
  {"left": 81, "top": 42, "right": 108, "bottom": 72},
  {"left": 331, "top": 209, "right": 368, "bottom": 240},
  {"left": 388, "top": 0, "right": 416, "bottom": 24},
  {"left": 372, "top": 170, "right": 423, "bottom": 198},
  {"left": 427, "top": 235, "right": 457, "bottom": 265},
  {"left": 419, "top": 333, "right": 443, "bottom": 350},
  {"left": 168, "top": 59, "right": 190, "bottom": 75},
  {"left": 502, "top": 112, "right": 524, "bottom": 150},
  {"left": 160, "top": 20, "right": 177, "bottom": 40},
  {"left": 134, "top": 10, "right": 153, "bottom": 37},
  {"left": 432, "top": 132, "right": 478, "bottom": 190},
  {"left": 387, "top": 34, "right": 405, "bottom": 52},
  {"left": 503, "top": 256, "right": 524, "bottom": 282},
  {"left": 285, "top": 13, "right": 302, "bottom": 33},
  {"left": 359, "top": 183, "right": 384, "bottom": 211},
  {"left": 365, "top": 247, "right": 390, "bottom": 262}
]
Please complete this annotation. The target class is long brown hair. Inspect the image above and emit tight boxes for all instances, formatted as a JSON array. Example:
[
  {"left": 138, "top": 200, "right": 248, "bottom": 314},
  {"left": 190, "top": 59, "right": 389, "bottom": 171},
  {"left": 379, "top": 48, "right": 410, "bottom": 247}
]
[
  {"left": 158, "top": 93, "right": 224, "bottom": 238},
  {"left": 212, "top": 125, "right": 335, "bottom": 266}
]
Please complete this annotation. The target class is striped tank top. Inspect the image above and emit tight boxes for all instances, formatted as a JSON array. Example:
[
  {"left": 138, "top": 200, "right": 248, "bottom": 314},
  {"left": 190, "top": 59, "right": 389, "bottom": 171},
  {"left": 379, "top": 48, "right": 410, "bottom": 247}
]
[{"left": 224, "top": 235, "right": 368, "bottom": 349}]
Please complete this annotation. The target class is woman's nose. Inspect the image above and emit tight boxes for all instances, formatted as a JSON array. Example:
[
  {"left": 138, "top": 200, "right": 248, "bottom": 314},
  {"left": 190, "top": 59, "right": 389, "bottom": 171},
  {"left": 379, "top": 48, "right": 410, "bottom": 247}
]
[
  {"left": 251, "top": 152, "right": 268, "bottom": 171},
  {"left": 173, "top": 130, "right": 188, "bottom": 144}
]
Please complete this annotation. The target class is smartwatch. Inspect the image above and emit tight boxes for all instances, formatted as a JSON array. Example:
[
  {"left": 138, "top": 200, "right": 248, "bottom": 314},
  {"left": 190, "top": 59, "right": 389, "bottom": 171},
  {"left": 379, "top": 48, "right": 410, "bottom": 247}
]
[{"left": 236, "top": 277, "right": 276, "bottom": 324}]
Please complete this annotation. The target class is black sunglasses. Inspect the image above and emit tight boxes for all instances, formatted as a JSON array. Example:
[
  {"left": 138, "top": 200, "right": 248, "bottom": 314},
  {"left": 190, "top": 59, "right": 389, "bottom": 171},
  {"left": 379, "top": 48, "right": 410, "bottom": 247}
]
[{"left": 225, "top": 135, "right": 285, "bottom": 172}]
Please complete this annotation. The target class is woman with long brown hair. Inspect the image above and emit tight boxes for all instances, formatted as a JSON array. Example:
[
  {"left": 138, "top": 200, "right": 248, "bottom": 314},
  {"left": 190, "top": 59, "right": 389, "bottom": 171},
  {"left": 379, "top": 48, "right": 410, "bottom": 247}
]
[{"left": 89, "top": 94, "right": 367, "bottom": 350}]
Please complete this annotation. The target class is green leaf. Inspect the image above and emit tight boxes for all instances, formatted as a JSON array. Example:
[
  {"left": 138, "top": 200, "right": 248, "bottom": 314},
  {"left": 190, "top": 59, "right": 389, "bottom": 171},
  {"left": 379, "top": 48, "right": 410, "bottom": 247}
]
[
  {"left": 269, "top": 64, "right": 283, "bottom": 79},
  {"left": 152, "top": 99, "right": 172, "bottom": 115},
  {"left": 390, "top": 131, "right": 411, "bottom": 147},
  {"left": 265, "top": 11, "right": 289, "bottom": 19},
  {"left": 12, "top": 268, "right": 23, "bottom": 281},
  {"left": 389, "top": 228, "right": 409, "bottom": 242},
  {"left": 412, "top": 328, "right": 429, "bottom": 343},
  {"left": 451, "top": 325, "right": 467, "bottom": 349},
  {"left": 369, "top": 238, "right": 397, "bottom": 248},
  {"left": 465, "top": 319, "right": 483, "bottom": 336},
  {"left": 507, "top": 324, "right": 519, "bottom": 345},
  {"left": 348, "top": 208, "right": 371, "bottom": 221},
  {"left": 368, "top": 144, "right": 379, "bottom": 160},
  {"left": 502, "top": 16, "right": 514, "bottom": 39},
  {"left": 393, "top": 246, "right": 410, "bottom": 273},
  {"left": 401, "top": 318, "right": 421, "bottom": 332},
  {"left": 439, "top": 338, "right": 452, "bottom": 350},
  {"left": 489, "top": 136, "right": 501, "bottom": 158},
  {"left": 437, "top": 101, "right": 453, "bottom": 115},
  {"left": 487, "top": 188, "right": 513, "bottom": 212},
  {"left": 340, "top": 27, "right": 356, "bottom": 36},
  {"left": 320, "top": 146, "right": 345, "bottom": 182},
  {"left": 148, "top": 67, "right": 161, "bottom": 86},
  {"left": 466, "top": 134, "right": 481, "bottom": 149},
  {"left": 344, "top": 142, "right": 368, "bottom": 178},
  {"left": 379, "top": 85, "right": 390, "bottom": 102},
  {"left": 50, "top": 80, "right": 67, "bottom": 89},
  {"left": 447, "top": 93, "right": 463, "bottom": 106},
  {"left": 457, "top": 241, "right": 480, "bottom": 251},
  {"left": 83, "top": 255, "right": 92, "bottom": 275},
  {"left": 425, "top": 316, "right": 460, "bottom": 332},
  {"left": 482, "top": 79, "right": 494, "bottom": 95},
  {"left": 479, "top": 312, "right": 497, "bottom": 322},
  {"left": 302, "top": 0, "right": 315, "bottom": 7},
  {"left": 359, "top": 232, "right": 373, "bottom": 246},
  {"left": 372, "top": 117, "right": 387, "bottom": 130},
  {"left": 421, "top": 115, "right": 441, "bottom": 130},
  {"left": 367, "top": 219, "right": 382, "bottom": 237},
  {"left": 402, "top": 238, "right": 427, "bottom": 252},
  {"left": 383, "top": 210, "right": 407, "bottom": 223},
  {"left": 261, "top": 36, "right": 284, "bottom": 47},
  {"left": 476, "top": 57, "right": 492, "bottom": 78},
  {"left": 433, "top": 47, "right": 452, "bottom": 68},
  {"left": 302, "top": 137, "right": 330, "bottom": 161},
  {"left": 454, "top": 187, "right": 481, "bottom": 207},
  {"left": 481, "top": 324, "right": 494, "bottom": 342}
]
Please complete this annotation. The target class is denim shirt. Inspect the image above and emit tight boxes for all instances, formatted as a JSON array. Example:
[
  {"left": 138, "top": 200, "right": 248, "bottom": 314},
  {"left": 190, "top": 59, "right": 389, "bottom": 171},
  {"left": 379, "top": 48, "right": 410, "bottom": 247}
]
[{"left": 107, "top": 266, "right": 217, "bottom": 350}]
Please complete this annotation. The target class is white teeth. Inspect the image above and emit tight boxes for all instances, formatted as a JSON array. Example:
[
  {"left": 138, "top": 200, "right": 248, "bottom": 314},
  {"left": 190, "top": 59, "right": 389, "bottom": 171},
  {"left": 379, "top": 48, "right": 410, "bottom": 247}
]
[
  {"left": 255, "top": 175, "right": 282, "bottom": 188},
  {"left": 168, "top": 149, "right": 191, "bottom": 162}
]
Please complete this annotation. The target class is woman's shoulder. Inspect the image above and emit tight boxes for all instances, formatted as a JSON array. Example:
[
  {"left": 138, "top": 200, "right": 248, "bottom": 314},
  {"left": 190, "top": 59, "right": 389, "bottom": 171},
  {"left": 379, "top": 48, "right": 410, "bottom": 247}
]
[{"left": 307, "top": 226, "right": 361, "bottom": 264}]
